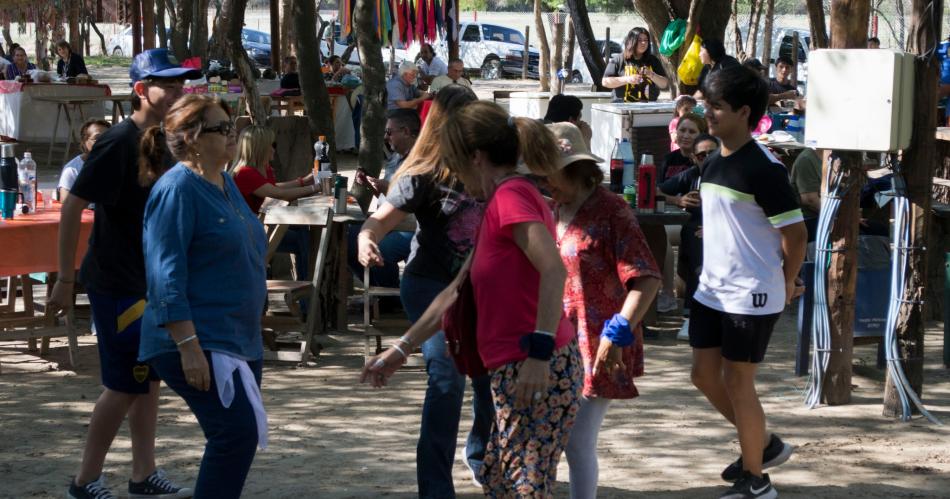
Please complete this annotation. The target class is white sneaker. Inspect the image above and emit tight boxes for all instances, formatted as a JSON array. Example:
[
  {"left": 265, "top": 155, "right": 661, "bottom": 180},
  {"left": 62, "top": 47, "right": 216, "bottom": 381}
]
[
  {"left": 657, "top": 294, "right": 679, "bottom": 313},
  {"left": 677, "top": 319, "right": 690, "bottom": 341}
]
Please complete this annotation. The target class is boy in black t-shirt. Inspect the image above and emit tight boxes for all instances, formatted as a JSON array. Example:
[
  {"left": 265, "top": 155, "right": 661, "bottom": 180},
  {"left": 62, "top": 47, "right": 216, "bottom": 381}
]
[
  {"left": 692, "top": 66, "right": 807, "bottom": 499},
  {"left": 48, "top": 49, "right": 198, "bottom": 499}
]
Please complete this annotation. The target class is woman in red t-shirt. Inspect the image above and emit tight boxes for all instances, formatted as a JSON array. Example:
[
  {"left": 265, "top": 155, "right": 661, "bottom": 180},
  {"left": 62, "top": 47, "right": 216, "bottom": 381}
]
[
  {"left": 363, "top": 102, "right": 580, "bottom": 497},
  {"left": 231, "top": 125, "right": 319, "bottom": 214}
]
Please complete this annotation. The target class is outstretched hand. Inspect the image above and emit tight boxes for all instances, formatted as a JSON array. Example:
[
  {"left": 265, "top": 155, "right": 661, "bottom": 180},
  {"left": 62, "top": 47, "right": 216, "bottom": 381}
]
[{"left": 360, "top": 347, "right": 407, "bottom": 388}]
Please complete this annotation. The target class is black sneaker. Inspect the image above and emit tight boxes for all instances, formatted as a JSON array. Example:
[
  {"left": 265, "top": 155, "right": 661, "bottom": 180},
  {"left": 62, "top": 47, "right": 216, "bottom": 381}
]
[
  {"left": 721, "top": 434, "right": 794, "bottom": 482},
  {"left": 720, "top": 471, "right": 777, "bottom": 499},
  {"left": 128, "top": 469, "right": 193, "bottom": 498},
  {"left": 67, "top": 475, "right": 116, "bottom": 499}
]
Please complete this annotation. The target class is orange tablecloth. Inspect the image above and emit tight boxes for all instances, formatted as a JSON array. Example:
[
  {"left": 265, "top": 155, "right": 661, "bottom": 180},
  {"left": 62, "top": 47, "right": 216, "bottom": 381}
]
[{"left": 0, "top": 204, "right": 94, "bottom": 276}]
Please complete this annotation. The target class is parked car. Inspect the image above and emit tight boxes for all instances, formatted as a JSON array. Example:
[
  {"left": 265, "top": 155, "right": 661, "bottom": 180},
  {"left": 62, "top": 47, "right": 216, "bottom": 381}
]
[
  {"left": 458, "top": 22, "right": 540, "bottom": 79},
  {"left": 241, "top": 28, "right": 273, "bottom": 68},
  {"left": 571, "top": 39, "right": 623, "bottom": 84}
]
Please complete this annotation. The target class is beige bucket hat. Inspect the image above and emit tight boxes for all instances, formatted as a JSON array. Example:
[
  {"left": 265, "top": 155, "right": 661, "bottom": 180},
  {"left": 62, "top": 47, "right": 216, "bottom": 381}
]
[{"left": 546, "top": 122, "right": 603, "bottom": 170}]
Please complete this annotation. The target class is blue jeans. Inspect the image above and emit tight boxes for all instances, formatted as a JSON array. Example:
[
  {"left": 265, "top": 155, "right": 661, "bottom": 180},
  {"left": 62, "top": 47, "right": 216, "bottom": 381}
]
[
  {"left": 150, "top": 351, "right": 262, "bottom": 499},
  {"left": 347, "top": 226, "right": 413, "bottom": 289},
  {"left": 401, "top": 272, "right": 494, "bottom": 499}
]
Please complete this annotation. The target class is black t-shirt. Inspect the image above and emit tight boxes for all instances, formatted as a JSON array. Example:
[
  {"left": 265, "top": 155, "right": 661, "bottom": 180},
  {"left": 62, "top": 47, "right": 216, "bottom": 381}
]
[
  {"left": 280, "top": 72, "right": 300, "bottom": 89},
  {"left": 604, "top": 53, "right": 667, "bottom": 102},
  {"left": 70, "top": 119, "right": 155, "bottom": 296},
  {"left": 661, "top": 149, "right": 694, "bottom": 183},
  {"left": 697, "top": 56, "right": 741, "bottom": 93},
  {"left": 659, "top": 164, "right": 703, "bottom": 224},
  {"left": 385, "top": 173, "right": 483, "bottom": 283},
  {"left": 768, "top": 78, "right": 796, "bottom": 95}
]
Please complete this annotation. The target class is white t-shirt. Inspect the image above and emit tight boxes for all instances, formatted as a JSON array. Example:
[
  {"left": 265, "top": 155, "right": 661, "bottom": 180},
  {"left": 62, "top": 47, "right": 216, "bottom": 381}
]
[
  {"left": 58, "top": 154, "right": 84, "bottom": 191},
  {"left": 429, "top": 75, "right": 471, "bottom": 93},
  {"left": 419, "top": 57, "right": 448, "bottom": 77},
  {"left": 693, "top": 140, "right": 803, "bottom": 315}
]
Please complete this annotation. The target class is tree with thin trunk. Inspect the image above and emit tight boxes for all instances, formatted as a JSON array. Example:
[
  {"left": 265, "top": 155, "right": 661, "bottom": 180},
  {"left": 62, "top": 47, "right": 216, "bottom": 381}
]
[
  {"left": 157, "top": 0, "right": 167, "bottom": 49},
  {"left": 633, "top": 0, "right": 733, "bottom": 94},
  {"left": 218, "top": 0, "right": 266, "bottom": 123},
  {"left": 67, "top": 0, "right": 81, "bottom": 51},
  {"left": 534, "top": 0, "right": 551, "bottom": 91},
  {"left": 352, "top": 0, "right": 387, "bottom": 211},
  {"left": 806, "top": 0, "right": 830, "bottom": 49},
  {"left": 745, "top": 0, "right": 764, "bottom": 60},
  {"left": 564, "top": 19, "right": 575, "bottom": 79},
  {"left": 761, "top": 0, "right": 774, "bottom": 64},
  {"left": 190, "top": 0, "right": 210, "bottom": 64},
  {"left": 292, "top": 0, "right": 336, "bottom": 158},
  {"left": 172, "top": 0, "right": 193, "bottom": 60},
  {"left": 565, "top": 0, "right": 605, "bottom": 90},
  {"left": 281, "top": 0, "right": 296, "bottom": 59},
  {"left": 883, "top": 0, "right": 942, "bottom": 419},
  {"left": 84, "top": 4, "right": 108, "bottom": 55}
]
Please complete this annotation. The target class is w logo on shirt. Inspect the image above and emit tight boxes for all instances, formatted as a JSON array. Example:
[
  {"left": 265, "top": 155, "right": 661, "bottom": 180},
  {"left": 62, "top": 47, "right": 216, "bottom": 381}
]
[{"left": 751, "top": 293, "right": 768, "bottom": 308}]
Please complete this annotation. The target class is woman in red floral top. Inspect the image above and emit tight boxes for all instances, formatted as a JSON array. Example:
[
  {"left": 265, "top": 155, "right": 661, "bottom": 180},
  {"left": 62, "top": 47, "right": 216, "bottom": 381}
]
[{"left": 540, "top": 123, "right": 661, "bottom": 498}]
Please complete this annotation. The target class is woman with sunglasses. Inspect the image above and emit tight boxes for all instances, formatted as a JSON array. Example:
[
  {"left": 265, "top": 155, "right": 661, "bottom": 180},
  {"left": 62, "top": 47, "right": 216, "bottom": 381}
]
[
  {"left": 659, "top": 133, "right": 720, "bottom": 332},
  {"left": 139, "top": 94, "right": 268, "bottom": 498}
]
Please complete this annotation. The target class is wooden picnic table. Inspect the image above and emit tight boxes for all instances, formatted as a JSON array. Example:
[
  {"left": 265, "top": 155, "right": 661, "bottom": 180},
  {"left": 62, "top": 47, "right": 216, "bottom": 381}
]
[{"left": 33, "top": 93, "right": 133, "bottom": 169}]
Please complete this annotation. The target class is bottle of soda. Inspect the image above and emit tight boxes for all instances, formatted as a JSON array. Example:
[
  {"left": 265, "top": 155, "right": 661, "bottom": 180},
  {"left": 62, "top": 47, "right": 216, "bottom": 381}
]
[
  {"left": 314, "top": 135, "right": 332, "bottom": 174},
  {"left": 609, "top": 139, "right": 623, "bottom": 193},
  {"left": 18, "top": 152, "right": 36, "bottom": 214}
]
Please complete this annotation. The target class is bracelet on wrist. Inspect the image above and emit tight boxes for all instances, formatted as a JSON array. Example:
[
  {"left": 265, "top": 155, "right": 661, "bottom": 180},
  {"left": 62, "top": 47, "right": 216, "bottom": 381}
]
[
  {"left": 397, "top": 334, "right": 413, "bottom": 349},
  {"left": 297, "top": 176, "right": 305, "bottom": 187},
  {"left": 176, "top": 334, "right": 198, "bottom": 347},
  {"left": 392, "top": 343, "right": 408, "bottom": 359}
]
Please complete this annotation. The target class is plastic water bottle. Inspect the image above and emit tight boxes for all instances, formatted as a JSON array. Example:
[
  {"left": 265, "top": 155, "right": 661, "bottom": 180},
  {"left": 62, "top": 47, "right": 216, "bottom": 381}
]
[
  {"left": 786, "top": 116, "right": 804, "bottom": 143},
  {"left": 314, "top": 135, "right": 331, "bottom": 174},
  {"left": 609, "top": 139, "right": 623, "bottom": 193},
  {"left": 18, "top": 152, "right": 36, "bottom": 214},
  {"left": 620, "top": 138, "right": 635, "bottom": 187}
]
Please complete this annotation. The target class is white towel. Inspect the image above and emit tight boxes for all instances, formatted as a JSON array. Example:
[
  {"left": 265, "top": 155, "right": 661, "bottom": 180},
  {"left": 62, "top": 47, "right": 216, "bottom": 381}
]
[{"left": 212, "top": 352, "right": 268, "bottom": 450}]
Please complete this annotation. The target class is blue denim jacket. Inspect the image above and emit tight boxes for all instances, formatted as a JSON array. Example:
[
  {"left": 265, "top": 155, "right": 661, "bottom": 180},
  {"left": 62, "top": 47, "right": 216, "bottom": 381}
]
[{"left": 139, "top": 163, "right": 267, "bottom": 362}]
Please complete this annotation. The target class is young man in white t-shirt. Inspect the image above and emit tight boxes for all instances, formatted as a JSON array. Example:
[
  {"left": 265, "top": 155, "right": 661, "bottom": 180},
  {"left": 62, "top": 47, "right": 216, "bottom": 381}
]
[{"left": 691, "top": 66, "right": 807, "bottom": 499}]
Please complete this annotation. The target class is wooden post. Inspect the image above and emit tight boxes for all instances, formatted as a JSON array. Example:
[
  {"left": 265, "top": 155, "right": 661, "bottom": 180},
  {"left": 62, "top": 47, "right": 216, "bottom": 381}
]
[
  {"left": 270, "top": 0, "right": 280, "bottom": 69},
  {"left": 883, "top": 0, "right": 943, "bottom": 418},
  {"left": 806, "top": 0, "right": 830, "bottom": 48},
  {"left": 761, "top": 0, "right": 775, "bottom": 65},
  {"left": 448, "top": 0, "right": 460, "bottom": 61},
  {"left": 131, "top": 0, "right": 142, "bottom": 56},
  {"left": 551, "top": 15, "right": 564, "bottom": 94},
  {"left": 534, "top": 0, "right": 551, "bottom": 90},
  {"left": 822, "top": 0, "right": 871, "bottom": 406},
  {"left": 142, "top": 0, "right": 155, "bottom": 50},
  {"left": 791, "top": 31, "right": 799, "bottom": 88},
  {"left": 523, "top": 25, "right": 530, "bottom": 79}
]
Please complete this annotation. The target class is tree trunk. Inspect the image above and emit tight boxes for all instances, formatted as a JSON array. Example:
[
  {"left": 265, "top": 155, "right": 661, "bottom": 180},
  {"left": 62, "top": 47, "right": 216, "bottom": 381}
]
[
  {"left": 747, "top": 0, "right": 764, "bottom": 60},
  {"left": 67, "top": 0, "right": 82, "bottom": 51},
  {"left": 3, "top": 20, "right": 13, "bottom": 49},
  {"left": 270, "top": 0, "right": 280, "bottom": 69},
  {"left": 292, "top": 0, "right": 335, "bottom": 158},
  {"left": 883, "top": 0, "right": 942, "bottom": 418},
  {"left": 565, "top": 0, "right": 605, "bottom": 90},
  {"left": 143, "top": 0, "right": 156, "bottom": 50},
  {"left": 352, "top": 0, "right": 387, "bottom": 211},
  {"left": 219, "top": 0, "right": 266, "bottom": 123},
  {"left": 731, "top": 0, "right": 745, "bottom": 58},
  {"left": 131, "top": 0, "right": 142, "bottom": 56},
  {"left": 534, "top": 0, "right": 551, "bottom": 91},
  {"left": 172, "top": 0, "right": 193, "bottom": 60},
  {"left": 280, "top": 0, "right": 296, "bottom": 58},
  {"left": 209, "top": 0, "right": 229, "bottom": 65},
  {"left": 565, "top": 18, "right": 576, "bottom": 80},
  {"left": 551, "top": 18, "right": 565, "bottom": 94},
  {"left": 822, "top": 0, "right": 870, "bottom": 406},
  {"left": 86, "top": 9, "right": 108, "bottom": 55},
  {"left": 191, "top": 0, "right": 210, "bottom": 63},
  {"left": 807, "top": 0, "right": 830, "bottom": 48},
  {"left": 157, "top": 0, "right": 167, "bottom": 49},
  {"left": 761, "top": 0, "right": 775, "bottom": 64}
]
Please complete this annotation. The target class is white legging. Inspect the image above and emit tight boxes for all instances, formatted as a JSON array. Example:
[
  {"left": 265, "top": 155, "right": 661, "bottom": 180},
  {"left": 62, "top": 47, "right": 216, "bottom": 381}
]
[{"left": 564, "top": 396, "right": 612, "bottom": 499}]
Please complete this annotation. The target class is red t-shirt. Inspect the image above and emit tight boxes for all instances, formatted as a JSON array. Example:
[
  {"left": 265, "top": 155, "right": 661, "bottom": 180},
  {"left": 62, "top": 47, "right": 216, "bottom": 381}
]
[
  {"left": 232, "top": 165, "right": 277, "bottom": 214},
  {"left": 470, "top": 177, "right": 575, "bottom": 370}
]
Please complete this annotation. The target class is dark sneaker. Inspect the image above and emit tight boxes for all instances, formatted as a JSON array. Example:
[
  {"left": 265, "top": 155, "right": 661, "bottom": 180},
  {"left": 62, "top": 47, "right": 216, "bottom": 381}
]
[
  {"left": 721, "top": 434, "right": 794, "bottom": 482},
  {"left": 719, "top": 471, "right": 777, "bottom": 499},
  {"left": 67, "top": 475, "right": 116, "bottom": 499},
  {"left": 128, "top": 469, "right": 193, "bottom": 498}
]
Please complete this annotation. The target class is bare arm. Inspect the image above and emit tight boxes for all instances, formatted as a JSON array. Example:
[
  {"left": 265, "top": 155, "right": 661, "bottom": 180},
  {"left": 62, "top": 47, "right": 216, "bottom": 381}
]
[
  {"left": 46, "top": 194, "right": 90, "bottom": 313},
  {"left": 602, "top": 74, "right": 637, "bottom": 89},
  {"left": 251, "top": 182, "right": 319, "bottom": 202},
  {"left": 512, "top": 221, "right": 565, "bottom": 334},
  {"left": 357, "top": 202, "right": 409, "bottom": 267},
  {"left": 780, "top": 221, "right": 808, "bottom": 304},
  {"left": 619, "top": 276, "right": 661, "bottom": 325}
]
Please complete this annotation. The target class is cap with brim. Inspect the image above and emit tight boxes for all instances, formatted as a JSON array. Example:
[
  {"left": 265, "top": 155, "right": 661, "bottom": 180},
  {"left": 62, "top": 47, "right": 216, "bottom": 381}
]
[{"left": 130, "top": 48, "right": 202, "bottom": 84}]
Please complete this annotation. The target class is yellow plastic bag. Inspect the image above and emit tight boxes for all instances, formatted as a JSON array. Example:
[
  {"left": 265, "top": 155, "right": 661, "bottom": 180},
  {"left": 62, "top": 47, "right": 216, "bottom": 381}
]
[{"left": 677, "top": 35, "right": 703, "bottom": 86}]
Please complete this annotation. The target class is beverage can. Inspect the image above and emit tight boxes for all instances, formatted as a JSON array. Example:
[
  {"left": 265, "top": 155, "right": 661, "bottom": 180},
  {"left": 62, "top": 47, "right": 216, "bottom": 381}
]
[{"left": 623, "top": 185, "right": 637, "bottom": 208}]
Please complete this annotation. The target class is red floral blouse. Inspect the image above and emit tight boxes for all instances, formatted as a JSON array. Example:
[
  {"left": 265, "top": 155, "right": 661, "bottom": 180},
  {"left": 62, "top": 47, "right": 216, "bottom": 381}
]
[{"left": 556, "top": 186, "right": 661, "bottom": 399}]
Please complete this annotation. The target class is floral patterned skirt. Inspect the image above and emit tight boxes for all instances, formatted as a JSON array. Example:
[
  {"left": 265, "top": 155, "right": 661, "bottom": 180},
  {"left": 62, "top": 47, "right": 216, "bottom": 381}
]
[{"left": 478, "top": 341, "right": 583, "bottom": 498}]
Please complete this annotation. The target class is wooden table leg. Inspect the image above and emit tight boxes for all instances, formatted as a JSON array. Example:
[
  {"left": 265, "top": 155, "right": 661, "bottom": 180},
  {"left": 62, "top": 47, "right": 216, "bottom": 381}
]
[
  {"left": 640, "top": 223, "right": 668, "bottom": 327},
  {"left": 334, "top": 223, "right": 351, "bottom": 333},
  {"left": 46, "top": 104, "right": 63, "bottom": 169}
]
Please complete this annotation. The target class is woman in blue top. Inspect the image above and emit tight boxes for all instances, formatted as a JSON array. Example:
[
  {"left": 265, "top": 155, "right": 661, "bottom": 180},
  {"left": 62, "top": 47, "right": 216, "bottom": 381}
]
[
  {"left": 5, "top": 46, "right": 36, "bottom": 79},
  {"left": 139, "top": 94, "right": 267, "bottom": 499}
]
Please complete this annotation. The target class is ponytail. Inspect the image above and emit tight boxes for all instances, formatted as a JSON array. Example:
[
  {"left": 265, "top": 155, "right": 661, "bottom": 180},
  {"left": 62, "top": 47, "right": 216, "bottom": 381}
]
[
  {"left": 139, "top": 125, "right": 168, "bottom": 187},
  {"left": 510, "top": 116, "right": 560, "bottom": 177}
]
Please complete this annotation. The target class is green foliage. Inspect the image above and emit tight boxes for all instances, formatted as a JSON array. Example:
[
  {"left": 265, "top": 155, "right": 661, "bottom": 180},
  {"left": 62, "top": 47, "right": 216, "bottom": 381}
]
[{"left": 461, "top": 0, "right": 490, "bottom": 11}]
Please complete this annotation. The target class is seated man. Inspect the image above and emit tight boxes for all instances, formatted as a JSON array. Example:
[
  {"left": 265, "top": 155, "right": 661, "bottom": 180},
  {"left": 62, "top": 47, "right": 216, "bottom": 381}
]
[
  {"left": 325, "top": 55, "right": 350, "bottom": 81},
  {"left": 543, "top": 94, "right": 592, "bottom": 147},
  {"left": 768, "top": 56, "right": 799, "bottom": 105},
  {"left": 386, "top": 61, "right": 429, "bottom": 110},
  {"left": 279, "top": 55, "right": 299, "bottom": 89},
  {"left": 417, "top": 43, "right": 448, "bottom": 85},
  {"left": 429, "top": 58, "right": 471, "bottom": 93},
  {"left": 790, "top": 147, "right": 821, "bottom": 242},
  {"left": 348, "top": 109, "right": 420, "bottom": 296}
]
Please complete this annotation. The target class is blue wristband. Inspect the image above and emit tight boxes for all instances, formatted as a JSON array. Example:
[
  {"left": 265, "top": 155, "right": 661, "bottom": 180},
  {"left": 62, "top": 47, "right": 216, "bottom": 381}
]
[{"left": 600, "top": 313, "right": 634, "bottom": 347}]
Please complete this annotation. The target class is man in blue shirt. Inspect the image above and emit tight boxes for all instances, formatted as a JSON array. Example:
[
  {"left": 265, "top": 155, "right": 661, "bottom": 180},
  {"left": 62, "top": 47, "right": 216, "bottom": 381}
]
[{"left": 386, "top": 61, "right": 430, "bottom": 110}]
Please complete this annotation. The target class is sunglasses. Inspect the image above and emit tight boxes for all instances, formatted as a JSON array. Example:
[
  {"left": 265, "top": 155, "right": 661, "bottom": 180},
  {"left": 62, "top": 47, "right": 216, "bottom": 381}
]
[
  {"left": 695, "top": 150, "right": 712, "bottom": 161},
  {"left": 201, "top": 121, "right": 235, "bottom": 136}
]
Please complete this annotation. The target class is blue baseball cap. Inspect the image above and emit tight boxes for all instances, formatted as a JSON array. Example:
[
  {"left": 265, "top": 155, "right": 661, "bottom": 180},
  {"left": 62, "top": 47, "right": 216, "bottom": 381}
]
[{"left": 129, "top": 48, "right": 202, "bottom": 83}]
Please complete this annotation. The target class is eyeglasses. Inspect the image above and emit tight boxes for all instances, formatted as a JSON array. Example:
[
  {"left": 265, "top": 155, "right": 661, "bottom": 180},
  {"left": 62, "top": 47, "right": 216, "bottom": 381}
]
[
  {"left": 201, "top": 121, "right": 235, "bottom": 136},
  {"left": 383, "top": 127, "right": 404, "bottom": 136},
  {"left": 694, "top": 150, "right": 713, "bottom": 161}
]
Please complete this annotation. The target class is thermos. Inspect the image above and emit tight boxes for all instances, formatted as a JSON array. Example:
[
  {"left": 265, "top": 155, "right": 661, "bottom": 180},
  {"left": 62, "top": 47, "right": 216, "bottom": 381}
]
[
  {"left": 636, "top": 154, "right": 656, "bottom": 214},
  {"left": 0, "top": 144, "right": 17, "bottom": 191}
]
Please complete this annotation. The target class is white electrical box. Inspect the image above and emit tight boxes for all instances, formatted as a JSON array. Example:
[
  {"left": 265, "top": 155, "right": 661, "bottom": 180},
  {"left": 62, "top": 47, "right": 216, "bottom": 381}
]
[{"left": 804, "top": 49, "right": 915, "bottom": 152}]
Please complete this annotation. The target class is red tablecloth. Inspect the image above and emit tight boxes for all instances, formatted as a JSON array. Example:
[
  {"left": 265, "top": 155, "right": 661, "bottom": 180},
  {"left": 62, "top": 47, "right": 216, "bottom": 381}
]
[{"left": 0, "top": 203, "right": 94, "bottom": 276}]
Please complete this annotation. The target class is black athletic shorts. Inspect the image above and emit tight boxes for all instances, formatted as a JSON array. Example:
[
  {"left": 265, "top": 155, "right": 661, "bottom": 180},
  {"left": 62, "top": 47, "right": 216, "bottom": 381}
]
[{"left": 688, "top": 300, "right": 781, "bottom": 363}]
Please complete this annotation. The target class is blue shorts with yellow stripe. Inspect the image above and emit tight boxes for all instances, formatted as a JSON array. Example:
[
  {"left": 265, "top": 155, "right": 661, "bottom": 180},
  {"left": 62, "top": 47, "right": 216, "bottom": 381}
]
[{"left": 88, "top": 291, "right": 158, "bottom": 394}]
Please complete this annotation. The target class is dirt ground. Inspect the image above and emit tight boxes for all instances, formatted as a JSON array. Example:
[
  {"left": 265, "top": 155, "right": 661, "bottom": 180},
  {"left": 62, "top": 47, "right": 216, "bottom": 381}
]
[{"left": 1, "top": 307, "right": 948, "bottom": 498}]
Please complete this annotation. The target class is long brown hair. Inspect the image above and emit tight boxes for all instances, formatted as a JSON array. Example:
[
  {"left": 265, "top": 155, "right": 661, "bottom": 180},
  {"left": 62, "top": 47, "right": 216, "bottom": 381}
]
[
  {"left": 139, "top": 94, "right": 231, "bottom": 186},
  {"left": 390, "top": 84, "right": 477, "bottom": 188},
  {"left": 439, "top": 101, "right": 560, "bottom": 181}
]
